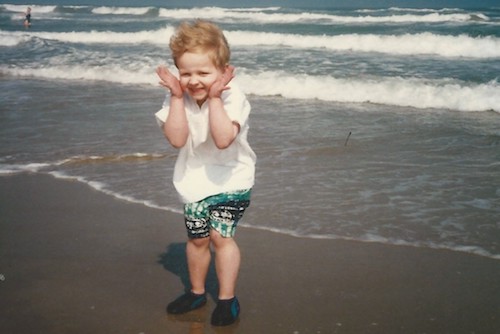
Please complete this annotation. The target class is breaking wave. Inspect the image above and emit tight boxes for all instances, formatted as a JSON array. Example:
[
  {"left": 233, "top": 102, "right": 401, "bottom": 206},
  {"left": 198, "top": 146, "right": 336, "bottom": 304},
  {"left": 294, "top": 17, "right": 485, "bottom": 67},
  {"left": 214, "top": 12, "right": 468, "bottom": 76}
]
[
  {"left": 3, "top": 28, "right": 499, "bottom": 59},
  {"left": 2, "top": 63, "right": 499, "bottom": 112}
]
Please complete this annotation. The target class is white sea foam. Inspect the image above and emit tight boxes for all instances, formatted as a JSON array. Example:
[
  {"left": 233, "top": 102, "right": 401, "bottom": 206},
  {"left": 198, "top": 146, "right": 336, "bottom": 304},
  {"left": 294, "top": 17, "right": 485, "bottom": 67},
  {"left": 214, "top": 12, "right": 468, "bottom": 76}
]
[
  {"left": 226, "top": 31, "right": 500, "bottom": 58},
  {"left": 92, "top": 6, "right": 153, "bottom": 15},
  {"left": 7, "top": 28, "right": 498, "bottom": 59},
  {"left": 156, "top": 6, "right": 488, "bottom": 24},
  {"left": 0, "top": 153, "right": 166, "bottom": 176},
  {"left": 236, "top": 71, "right": 500, "bottom": 112},
  {"left": 1, "top": 4, "right": 57, "bottom": 14},
  {"left": 230, "top": 7, "right": 281, "bottom": 12},
  {"left": 0, "top": 64, "right": 158, "bottom": 86},
  {"left": 19, "top": 27, "right": 175, "bottom": 45},
  {"left": 59, "top": 153, "right": 167, "bottom": 164},
  {"left": 238, "top": 223, "right": 500, "bottom": 260},
  {"left": 0, "top": 162, "right": 51, "bottom": 175},
  {"left": 46, "top": 171, "right": 182, "bottom": 214},
  {"left": 0, "top": 156, "right": 181, "bottom": 213},
  {"left": 0, "top": 31, "right": 30, "bottom": 46},
  {"left": 2, "top": 64, "right": 499, "bottom": 112},
  {"left": 358, "top": 7, "right": 464, "bottom": 13}
]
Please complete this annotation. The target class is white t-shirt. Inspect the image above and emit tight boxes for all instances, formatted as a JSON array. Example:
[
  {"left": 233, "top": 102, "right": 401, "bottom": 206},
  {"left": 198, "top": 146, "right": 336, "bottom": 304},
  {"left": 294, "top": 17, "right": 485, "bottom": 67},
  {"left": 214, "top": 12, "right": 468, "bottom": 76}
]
[{"left": 155, "top": 83, "right": 256, "bottom": 203}]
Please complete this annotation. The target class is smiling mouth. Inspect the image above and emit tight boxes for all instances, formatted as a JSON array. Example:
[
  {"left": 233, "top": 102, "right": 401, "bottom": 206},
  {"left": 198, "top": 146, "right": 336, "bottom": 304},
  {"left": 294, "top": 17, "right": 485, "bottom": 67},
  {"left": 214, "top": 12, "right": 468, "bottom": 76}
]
[{"left": 190, "top": 88, "right": 205, "bottom": 95}]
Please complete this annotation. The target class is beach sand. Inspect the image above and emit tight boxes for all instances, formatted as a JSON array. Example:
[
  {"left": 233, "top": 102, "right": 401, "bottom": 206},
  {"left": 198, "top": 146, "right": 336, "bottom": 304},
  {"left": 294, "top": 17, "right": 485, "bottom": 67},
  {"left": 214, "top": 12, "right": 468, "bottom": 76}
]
[{"left": 1, "top": 174, "right": 499, "bottom": 334}]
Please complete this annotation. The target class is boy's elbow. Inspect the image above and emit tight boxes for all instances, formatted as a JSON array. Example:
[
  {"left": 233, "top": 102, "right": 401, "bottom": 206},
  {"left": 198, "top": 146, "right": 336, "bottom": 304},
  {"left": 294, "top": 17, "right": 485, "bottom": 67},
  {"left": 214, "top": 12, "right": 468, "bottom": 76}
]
[
  {"left": 214, "top": 136, "right": 236, "bottom": 150},
  {"left": 215, "top": 141, "right": 231, "bottom": 150},
  {"left": 167, "top": 136, "right": 187, "bottom": 149},
  {"left": 169, "top": 141, "right": 185, "bottom": 149},
  {"left": 165, "top": 133, "right": 187, "bottom": 149}
]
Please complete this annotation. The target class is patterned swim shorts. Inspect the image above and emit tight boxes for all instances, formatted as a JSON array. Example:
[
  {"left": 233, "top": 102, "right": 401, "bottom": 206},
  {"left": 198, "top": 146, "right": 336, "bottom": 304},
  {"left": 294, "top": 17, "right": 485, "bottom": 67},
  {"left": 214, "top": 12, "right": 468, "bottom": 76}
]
[{"left": 184, "top": 189, "right": 251, "bottom": 239}]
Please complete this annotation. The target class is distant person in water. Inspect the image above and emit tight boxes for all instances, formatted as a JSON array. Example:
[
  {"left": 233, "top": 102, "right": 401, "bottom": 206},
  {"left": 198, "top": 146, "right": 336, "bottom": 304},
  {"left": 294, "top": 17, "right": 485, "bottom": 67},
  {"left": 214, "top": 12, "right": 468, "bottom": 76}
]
[{"left": 23, "top": 7, "right": 31, "bottom": 28}]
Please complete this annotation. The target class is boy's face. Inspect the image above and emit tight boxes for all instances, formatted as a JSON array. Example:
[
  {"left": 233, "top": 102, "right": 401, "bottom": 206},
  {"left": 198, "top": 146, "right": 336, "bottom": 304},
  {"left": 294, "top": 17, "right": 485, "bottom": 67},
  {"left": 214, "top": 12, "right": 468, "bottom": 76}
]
[{"left": 177, "top": 51, "right": 223, "bottom": 106}]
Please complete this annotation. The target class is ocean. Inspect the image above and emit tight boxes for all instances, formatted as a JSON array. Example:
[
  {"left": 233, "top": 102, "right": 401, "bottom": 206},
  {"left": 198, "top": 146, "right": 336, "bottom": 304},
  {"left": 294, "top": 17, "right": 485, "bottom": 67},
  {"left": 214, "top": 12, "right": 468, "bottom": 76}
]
[{"left": 1, "top": 2, "right": 499, "bottom": 260}]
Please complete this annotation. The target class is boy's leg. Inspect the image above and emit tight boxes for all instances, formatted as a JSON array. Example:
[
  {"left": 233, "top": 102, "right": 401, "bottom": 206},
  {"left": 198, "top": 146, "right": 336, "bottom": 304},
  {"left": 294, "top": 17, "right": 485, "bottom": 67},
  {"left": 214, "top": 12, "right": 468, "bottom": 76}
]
[
  {"left": 210, "top": 230, "right": 240, "bottom": 299},
  {"left": 186, "top": 236, "right": 211, "bottom": 295},
  {"left": 210, "top": 230, "right": 241, "bottom": 326},
  {"left": 206, "top": 189, "right": 250, "bottom": 299},
  {"left": 166, "top": 236, "right": 210, "bottom": 315}
]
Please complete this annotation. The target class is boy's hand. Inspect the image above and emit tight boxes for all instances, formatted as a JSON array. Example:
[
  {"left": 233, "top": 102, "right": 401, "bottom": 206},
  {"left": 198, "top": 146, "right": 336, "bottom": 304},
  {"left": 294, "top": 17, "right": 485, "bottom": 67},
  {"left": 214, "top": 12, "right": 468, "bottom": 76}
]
[
  {"left": 208, "top": 65, "right": 235, "bottom": 99},
  {"left": 156, "top": 66, "right": 183, "bottom": 98}
]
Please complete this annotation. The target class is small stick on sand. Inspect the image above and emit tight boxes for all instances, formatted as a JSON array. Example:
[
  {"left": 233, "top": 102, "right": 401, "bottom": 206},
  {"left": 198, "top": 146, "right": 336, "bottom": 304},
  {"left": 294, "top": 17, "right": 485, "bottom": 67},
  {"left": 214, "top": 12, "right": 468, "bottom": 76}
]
[{"left": 344, "top": 131, "right": 352, "bottom": 147}]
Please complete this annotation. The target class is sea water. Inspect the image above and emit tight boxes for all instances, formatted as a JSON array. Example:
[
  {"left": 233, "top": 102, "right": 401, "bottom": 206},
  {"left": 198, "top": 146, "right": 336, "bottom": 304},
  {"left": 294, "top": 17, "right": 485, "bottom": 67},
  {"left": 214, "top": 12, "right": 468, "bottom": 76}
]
[{"left": 1, "top": 2, "right": 499, "bottom": 259}]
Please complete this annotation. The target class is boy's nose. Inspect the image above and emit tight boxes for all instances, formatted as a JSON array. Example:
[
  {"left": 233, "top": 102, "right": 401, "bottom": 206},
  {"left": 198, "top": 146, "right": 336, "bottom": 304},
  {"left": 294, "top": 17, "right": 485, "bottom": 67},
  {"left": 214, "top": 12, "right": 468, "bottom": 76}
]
[{"left": 188, "top": 76, "right": 200, "bottom": 85}]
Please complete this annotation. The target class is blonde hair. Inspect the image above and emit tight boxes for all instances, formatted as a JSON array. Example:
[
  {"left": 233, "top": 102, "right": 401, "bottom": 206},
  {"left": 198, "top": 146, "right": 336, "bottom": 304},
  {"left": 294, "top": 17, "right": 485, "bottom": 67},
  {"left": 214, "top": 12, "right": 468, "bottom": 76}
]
[{"left": 169, "top": 20, "right": 230, "bottom": 70}]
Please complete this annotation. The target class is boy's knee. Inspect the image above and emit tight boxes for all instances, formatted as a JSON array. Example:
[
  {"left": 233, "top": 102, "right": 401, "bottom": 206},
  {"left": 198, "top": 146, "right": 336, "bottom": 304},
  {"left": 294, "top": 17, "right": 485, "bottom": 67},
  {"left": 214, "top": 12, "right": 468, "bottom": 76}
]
[
  {"left": 210, "top": 230, "right": 234, "bottom": 248},
  {"left": 188, "top": 236, "right": 210, "bottom": 248}
]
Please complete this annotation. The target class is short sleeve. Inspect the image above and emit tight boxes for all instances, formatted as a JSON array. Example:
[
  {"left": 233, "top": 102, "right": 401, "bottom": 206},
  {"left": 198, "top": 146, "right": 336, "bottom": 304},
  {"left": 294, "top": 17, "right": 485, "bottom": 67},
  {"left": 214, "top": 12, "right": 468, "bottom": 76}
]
[
  {"left": 222, "top": 84, "right": 251, "bottom": 126},
  {"left": 154, "top": 95, "right": 170, "bottom": 128}
]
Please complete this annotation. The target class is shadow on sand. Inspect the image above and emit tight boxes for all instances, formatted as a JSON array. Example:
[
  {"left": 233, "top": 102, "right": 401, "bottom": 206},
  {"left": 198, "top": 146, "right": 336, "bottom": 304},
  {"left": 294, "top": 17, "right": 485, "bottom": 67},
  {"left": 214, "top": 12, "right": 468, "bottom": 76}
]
[
  {"left": 158, "top": 243, "right": 240, "bottom": 333},
  {"left": 158, "top": 242, "right": 219, "bottom": 302}
]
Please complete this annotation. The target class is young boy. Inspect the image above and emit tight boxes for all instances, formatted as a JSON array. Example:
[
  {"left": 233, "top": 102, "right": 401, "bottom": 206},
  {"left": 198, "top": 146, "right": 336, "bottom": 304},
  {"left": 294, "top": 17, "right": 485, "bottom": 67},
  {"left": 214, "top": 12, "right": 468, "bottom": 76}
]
[{"left": 155, "top": 20, "right": 256, "bottom": 326}]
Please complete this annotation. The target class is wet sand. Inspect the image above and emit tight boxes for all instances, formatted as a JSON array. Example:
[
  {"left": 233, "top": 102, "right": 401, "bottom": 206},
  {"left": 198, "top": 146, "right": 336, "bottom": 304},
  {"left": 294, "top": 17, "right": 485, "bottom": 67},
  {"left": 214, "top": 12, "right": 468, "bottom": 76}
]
[{"left": 1, "top": 174, "right": 499, "bottom": 334}]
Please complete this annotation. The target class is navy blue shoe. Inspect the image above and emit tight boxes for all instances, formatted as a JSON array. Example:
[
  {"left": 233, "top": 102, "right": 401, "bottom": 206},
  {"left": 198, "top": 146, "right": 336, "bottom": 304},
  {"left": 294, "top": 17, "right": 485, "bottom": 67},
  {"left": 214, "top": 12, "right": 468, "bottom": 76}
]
[
  {"left": 166, "top": 291, "right": 207, "bottom": 315},
  {"left": 211, "top": 297, "right": 240, "bottom": 326}
]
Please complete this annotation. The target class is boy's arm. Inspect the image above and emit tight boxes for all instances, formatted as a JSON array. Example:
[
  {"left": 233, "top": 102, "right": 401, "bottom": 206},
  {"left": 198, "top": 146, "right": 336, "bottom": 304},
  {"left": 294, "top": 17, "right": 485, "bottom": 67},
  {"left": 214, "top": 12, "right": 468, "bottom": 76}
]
[
  {"left": 208, "top": 98, "right": 240, "bottom": 149},
  {"left": 156, "top": 66, "right": 189, "bottom": 148},
  {"left": 165, "top": 96, "right": 188, "bottom": 148},
  {"left": 208, "top": 65, "right": 240, "bottom": 149}
]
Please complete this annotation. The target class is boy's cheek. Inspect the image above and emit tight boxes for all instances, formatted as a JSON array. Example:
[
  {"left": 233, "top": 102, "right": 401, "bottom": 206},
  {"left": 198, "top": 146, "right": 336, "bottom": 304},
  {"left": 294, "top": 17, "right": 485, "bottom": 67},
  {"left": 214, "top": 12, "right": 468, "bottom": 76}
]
[{"left": 179, "top": 79, "right": 188, "bottom": 89}]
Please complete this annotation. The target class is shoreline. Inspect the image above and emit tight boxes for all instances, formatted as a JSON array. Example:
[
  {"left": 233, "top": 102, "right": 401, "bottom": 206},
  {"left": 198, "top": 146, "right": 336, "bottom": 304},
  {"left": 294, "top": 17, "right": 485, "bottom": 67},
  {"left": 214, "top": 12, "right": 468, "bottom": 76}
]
[
  {"left": 1, "top": 173, "right": 499, "bottom": 333},
  {"left": 7, "top": 165, "right": 498, "bottom": 262}
]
